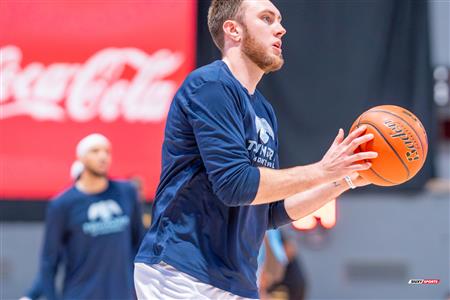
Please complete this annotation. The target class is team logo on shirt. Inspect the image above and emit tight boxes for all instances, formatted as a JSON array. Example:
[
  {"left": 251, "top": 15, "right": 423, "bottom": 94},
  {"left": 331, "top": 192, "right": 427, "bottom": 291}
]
[
  {"left": 255, "top": 116, "right": 274, "bottom": 144},
  {"left": 82, "top": 199, "right": 130, "bottom": 236},
  {"left": 247, "top": 116, "right": 276, "bottom": 168}
]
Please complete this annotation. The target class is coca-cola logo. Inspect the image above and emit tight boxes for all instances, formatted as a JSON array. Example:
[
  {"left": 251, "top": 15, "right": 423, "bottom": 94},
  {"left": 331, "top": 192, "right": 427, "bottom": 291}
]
[{"left": 0, "top": 45, "right": 184, "bottom": 122}]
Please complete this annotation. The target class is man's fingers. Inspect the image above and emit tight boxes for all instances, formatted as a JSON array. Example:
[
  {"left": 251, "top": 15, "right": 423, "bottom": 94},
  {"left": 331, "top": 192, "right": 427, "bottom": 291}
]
[
  {"left": 342, "top": 125, "right": 367, "bottom": 146},
  {"left": 346, "top": 133, "right": 374, "bottom": 153},
  {"left": 349, "top": 172, "right": 360, "bottom": 181},
  {"left": 348, "top": 162, "right": 372, "bottom": 171},
  {"left": 332, "top": 128, "right": 344, "bottom": 146},
  {"left": 348, "top": 151, "right": 378, "bottom": 162}
]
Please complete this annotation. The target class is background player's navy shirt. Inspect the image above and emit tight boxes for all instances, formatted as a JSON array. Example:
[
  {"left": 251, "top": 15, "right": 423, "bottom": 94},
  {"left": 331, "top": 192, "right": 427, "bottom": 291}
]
[
  {"left": 24, "top": 274, "right": 43, "bottom": 300},
  {"left": 136, "top": 60, "right": 293, "bottom": 298},
  {"left": 40, "top": 180, "right": 145, "bottom": 300}
]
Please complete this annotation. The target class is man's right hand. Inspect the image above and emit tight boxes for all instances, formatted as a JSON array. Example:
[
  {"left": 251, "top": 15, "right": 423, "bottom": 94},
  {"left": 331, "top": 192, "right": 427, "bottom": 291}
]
[
  {"left": 318, "top": 125, "right": 378, "bottom": 183},
  {"left": 253, "top": 125, "right": 378, "bottom": 206}
]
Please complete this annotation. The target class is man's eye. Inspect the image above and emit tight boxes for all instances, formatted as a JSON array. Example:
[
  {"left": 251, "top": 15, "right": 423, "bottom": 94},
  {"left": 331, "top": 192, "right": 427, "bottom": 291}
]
[{"left": 262, "top": 16, "right": 272, "bottom": 23}]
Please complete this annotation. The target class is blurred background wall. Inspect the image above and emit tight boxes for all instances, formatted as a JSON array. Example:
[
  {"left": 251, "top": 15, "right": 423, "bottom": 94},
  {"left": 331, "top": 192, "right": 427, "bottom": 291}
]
[{"left": 1, "top": 0, "right": 449, "bottom": 299}]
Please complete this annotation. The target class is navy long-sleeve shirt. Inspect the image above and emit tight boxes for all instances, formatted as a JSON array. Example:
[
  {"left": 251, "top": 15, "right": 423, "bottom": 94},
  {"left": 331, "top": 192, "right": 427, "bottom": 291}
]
[
  {"left": 135, "top": 60, "right": 293, "bottom": 298},
  {"left": 40, "top": 180, "right": 145, "bottom": 300},
  {"left": 25, "top": 274, "right": 44, "bottom": 300}
]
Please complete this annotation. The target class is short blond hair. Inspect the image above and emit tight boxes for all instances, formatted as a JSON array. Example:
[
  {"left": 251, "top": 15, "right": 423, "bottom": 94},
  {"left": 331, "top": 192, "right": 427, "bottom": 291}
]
[{"left": 207, "top": 0, "right": 244, "bottom": 51}]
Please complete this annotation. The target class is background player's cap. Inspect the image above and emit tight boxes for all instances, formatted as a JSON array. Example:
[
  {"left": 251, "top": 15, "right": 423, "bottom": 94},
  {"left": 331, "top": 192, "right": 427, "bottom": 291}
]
[
  {"left": 76, "top": 133, "right": 110, "bottom": 158},
  {"left": 70, "top": 133, "right": 111, "bottom": 180}
]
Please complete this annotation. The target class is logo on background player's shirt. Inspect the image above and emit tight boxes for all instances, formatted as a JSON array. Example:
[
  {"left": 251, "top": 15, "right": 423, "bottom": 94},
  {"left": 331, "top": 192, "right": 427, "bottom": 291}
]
[
  {"left": 247, "top": 116, "right": 276, "bottom": 168},
  {"left": 82, "top": 199, "right": 130, "bottom": 236}
]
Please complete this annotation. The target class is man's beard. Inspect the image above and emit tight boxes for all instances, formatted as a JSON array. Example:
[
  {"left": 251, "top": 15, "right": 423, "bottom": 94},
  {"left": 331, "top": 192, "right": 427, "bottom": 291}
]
[
  {"left": 241, "top": 25, "right": 284, "bottom": 73},
  {"left": 83, "top": 165, "right": 107, "bottom": 178}
]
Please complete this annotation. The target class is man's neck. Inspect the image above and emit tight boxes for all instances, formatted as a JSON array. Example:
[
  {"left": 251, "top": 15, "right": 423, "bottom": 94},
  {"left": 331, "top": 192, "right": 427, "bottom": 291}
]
[
  {"left": 222, "top": 49, "right": 264, "bottom": 95},
  {"left": 76, "top": 172, "right": 108, "bottom": 194}
]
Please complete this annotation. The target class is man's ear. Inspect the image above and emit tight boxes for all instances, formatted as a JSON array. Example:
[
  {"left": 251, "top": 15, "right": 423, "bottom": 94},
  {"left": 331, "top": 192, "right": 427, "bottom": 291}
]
[
  {"left": 79, "top": 155, "right": 88, "bottom": 166},
  {"left": 223, "top": 20, "right": 241, "bottom": 42}
]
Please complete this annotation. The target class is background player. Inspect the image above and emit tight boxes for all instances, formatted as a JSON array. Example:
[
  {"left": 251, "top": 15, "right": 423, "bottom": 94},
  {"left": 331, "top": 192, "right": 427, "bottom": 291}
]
[{"left": 32, "top": 133, "right": 144, "bottom": 299}]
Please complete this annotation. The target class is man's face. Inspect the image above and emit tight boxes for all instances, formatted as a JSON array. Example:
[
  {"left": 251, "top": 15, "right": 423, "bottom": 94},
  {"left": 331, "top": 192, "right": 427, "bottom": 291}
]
[
  {"left": 80, "top": 144, "right": 111, "bottom": 178},
  {"left": 239, "top": 0, "right": 286, "bottom": 73}
]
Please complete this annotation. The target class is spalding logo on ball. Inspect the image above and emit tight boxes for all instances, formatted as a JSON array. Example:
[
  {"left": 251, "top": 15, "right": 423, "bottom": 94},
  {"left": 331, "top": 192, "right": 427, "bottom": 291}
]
[{"left": 350, "top": 105, "right": 428, "bottom": 186}]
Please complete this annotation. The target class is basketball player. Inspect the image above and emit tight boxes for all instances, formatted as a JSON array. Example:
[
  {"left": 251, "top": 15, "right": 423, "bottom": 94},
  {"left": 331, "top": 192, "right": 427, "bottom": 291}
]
[
  {"left": 34, "top": 134, "right": 144, "bottom": 299},
  {"left": 134, "top": 0, "right": 377, "bottom": 299},
  {"left": 259, "top": 230, "right": 308, "bottom": 300}
]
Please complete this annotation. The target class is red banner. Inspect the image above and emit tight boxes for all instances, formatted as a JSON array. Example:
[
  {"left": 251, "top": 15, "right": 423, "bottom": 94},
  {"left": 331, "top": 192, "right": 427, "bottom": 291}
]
[{"left": 0, "top": 1, "right": 197, "bottom": 200}]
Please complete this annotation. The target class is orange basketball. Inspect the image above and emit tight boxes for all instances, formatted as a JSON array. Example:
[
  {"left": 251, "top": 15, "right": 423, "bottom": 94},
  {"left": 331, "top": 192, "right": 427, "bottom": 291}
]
[{"left": 350, "top": 105, "right": 428, "bottom": 186}]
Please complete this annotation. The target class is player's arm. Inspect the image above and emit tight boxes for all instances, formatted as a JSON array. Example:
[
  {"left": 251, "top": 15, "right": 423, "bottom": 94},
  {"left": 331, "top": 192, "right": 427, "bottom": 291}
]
[
  {"left": 267, "top": 171, "right": 371, "bottom": 228},
  {"left": 284, "top": 172, "right": 370, "bottom": 221},
  {"left": 187, "top": 82, "right": 376, "bottom": 208},
  {"left": 251, "top": 126, "right": 377, "bottom": 205},
  {"left": 187, "top": 81, "right": 262, "bottom": 207},
  {"left": 21, "top": 273, "right": 44, "bottom": 300},
  {"left": 129, "top": 184, "right": 145, "bottom": 253},
  {"left": 40, "top": 201, "right": 66, "bottom": 300}
]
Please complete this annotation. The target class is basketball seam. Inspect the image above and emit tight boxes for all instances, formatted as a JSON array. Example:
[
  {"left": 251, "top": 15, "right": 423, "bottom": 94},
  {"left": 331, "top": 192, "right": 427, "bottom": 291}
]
[
  {"left": 367, "top": 166, "right": 397, "bottom": 185},
  {"left": 359, "top": 121, "right": 410, "bottom": 180},
  {"left": 357, "top": 118, "right": 397, "bottom": 185},
  {"left": 366, "top": 109, "right": 425, "bottom": 157}
]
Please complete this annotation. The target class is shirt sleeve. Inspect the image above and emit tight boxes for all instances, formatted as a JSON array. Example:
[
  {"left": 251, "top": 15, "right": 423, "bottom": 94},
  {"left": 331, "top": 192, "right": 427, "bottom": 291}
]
[
  {"left": 268, "top": 200, "right": 293, "bottom": 229},
  {"left": 186, "top": 81, "right": 260, "bottom": 206},
  {"left": 128, "top": 184, "right": 145, "bottom": 254},
  {"left": 24, "top": 273, "right": 44, "bottom": 300},
  {"left": 40, "top": 200, "right": 66, "bottom": 300},
  {"left": 268, "top": 148, "right": 294, "bottom": 229}
]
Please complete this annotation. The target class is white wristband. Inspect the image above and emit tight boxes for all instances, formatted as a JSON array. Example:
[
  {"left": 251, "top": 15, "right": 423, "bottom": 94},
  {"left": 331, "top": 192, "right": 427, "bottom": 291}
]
[{"left": 344, "top": 176, "right": 356, "bottom": 189}]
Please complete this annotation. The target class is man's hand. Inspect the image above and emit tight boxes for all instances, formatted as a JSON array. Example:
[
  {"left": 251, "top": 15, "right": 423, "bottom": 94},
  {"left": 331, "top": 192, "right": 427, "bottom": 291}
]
[
  {"left": 318, "top": 125, "right": 378, "bottom": 183},
  {"left": 349, "top": 172, "right": 371, "bottom": 188},
  {"left": 253, "top": 126, "right": 377, "bottom": 206}
]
